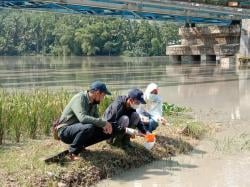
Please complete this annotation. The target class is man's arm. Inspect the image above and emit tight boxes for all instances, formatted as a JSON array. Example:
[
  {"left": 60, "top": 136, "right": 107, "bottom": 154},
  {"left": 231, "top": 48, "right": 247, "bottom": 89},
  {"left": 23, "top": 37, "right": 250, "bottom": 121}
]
[
  {"left": 104, "top": 99, "right": 121, "bottom": 123},
  {"left": 93, "top": 105, "right": 99, "bottom": 118},
  {"left": 104, "top": 99, "right": 127, "bottom": 134},
  {"left": 136, "top": 120, "right": 147, "bottom": 134}
]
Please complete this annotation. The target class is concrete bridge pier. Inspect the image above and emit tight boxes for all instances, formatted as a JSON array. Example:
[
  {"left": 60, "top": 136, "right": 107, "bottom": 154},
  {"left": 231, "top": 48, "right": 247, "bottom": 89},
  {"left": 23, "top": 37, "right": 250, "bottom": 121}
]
[
  {"left": 236, "top": 19, "right": 250, "bottom": 66},
  {"left": 201, "top": 55, "right": 217, "bottom": 64},
  {"left": 166, "top": 25, "right": 241, "bottom": 65},
  {"left": 169, "top": 55, "right": 202, "bottom": 64},
  {"left": 169, "top": 55, "right": 181, "bottom": 64},
  {"left": 240, "top": 19, "right": 250, "bottom": 57}
]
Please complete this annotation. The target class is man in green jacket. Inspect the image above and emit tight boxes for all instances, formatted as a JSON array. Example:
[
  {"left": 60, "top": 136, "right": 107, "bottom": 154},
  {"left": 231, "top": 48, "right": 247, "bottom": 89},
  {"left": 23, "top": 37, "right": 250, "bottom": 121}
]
[{"left": 57, "top": 81, "right": 112, "bottom": 160}]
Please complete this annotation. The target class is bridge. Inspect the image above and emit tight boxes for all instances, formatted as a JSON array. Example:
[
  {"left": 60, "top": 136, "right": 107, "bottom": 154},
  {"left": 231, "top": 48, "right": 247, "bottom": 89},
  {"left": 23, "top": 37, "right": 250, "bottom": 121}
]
[{"left": 0, "top": 0, "right": 250, "bottom": 25}]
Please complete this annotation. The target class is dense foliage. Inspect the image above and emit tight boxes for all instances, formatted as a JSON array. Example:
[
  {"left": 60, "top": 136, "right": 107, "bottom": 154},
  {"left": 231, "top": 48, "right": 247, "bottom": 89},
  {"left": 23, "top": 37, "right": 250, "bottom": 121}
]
[{"left": 0, "top": 10, "right": 179, "bottom": 56}]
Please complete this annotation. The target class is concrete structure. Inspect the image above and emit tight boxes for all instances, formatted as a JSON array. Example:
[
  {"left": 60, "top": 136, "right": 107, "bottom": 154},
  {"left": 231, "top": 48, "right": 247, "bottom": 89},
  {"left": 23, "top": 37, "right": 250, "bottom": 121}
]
[
  {"left": 235, "top": 19, "right": 250, "bottom": 66},
  {"left": 166, "top": 25, "right": 241, "bottom": 64},
  {"left": 239, "top": 19, "right": 250, "bottom": 58}
]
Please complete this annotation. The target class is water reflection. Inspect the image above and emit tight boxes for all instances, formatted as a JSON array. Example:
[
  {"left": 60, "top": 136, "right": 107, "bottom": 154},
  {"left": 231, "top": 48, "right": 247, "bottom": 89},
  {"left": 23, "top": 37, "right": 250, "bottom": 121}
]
[
  {"left": 0, "top": 56, "right": 167, "bottom": 90},
  {"left": 0, "top": 56, "right": 246, "bottom": 89},
  {"left": 162, "top": 64, "right": 250, "bottom": 122}
]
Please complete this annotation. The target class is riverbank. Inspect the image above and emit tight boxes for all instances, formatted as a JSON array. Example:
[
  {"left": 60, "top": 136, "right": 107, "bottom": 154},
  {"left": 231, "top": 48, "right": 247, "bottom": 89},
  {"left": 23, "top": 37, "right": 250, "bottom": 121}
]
[
  {"left": 97, "top": 123, "right": 250, "bottom": 187},
  {"left": 0, "top": 111, "right": 209, "bottom": 186}
]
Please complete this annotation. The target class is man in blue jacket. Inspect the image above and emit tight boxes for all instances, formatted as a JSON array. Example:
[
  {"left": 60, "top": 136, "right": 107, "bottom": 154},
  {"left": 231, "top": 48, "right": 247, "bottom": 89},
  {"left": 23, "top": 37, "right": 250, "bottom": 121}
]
[{"left": 104, "top": 88, "right": 147, "bottom": 149}]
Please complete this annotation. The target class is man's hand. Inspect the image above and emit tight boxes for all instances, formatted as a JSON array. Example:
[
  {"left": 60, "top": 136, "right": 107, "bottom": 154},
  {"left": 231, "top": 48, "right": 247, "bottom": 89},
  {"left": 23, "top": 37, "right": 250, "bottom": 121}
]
[
  {"left": 103, "top": 122, "right": 112, "bottom": 134},
  {"left": 137, "top": 131, "right": 147, "bottom": 137},
  {"left": 130, "top": 134, "right": 136, "bottom": 139},
  {"left": 141, "top": 116, "right": 149, "bottom": 123},
  {"left": 158, "top": 117, "right": 167, "bottom": 125}
]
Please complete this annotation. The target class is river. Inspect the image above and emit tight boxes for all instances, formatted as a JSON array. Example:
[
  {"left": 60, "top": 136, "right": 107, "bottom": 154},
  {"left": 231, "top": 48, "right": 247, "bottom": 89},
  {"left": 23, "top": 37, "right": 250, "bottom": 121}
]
[{"left": 1, "top": 56, "right": 250, "bottom": 187}]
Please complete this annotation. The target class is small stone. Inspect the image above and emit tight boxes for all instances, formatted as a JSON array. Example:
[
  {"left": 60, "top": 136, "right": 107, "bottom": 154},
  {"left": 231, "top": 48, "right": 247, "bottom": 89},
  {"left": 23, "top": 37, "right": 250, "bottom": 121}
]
[
  {"left": 58, "top": 182, "right": 67, "bottom": 187},
  {"left": 47, "top": 171, "right": 54, "bottom": 177}
]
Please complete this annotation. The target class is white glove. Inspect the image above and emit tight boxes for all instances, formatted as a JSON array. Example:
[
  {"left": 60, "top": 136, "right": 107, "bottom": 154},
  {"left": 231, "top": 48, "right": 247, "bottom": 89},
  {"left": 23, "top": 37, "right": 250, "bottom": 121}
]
[
  {"left": 125, "top": 128, "right": 139, "bottom": 136},
  {"left": 141, "top": 116, "right": 149, "bottom": 123},
  {"left": 158, "top": 117, "right": 167, "bottom": 125}
]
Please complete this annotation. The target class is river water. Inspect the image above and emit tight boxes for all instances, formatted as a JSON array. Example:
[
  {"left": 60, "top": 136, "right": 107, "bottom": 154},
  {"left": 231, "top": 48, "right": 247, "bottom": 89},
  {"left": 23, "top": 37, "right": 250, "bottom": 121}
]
[{"left": 1, "top": 56, "right": 250, "bottom": 186}]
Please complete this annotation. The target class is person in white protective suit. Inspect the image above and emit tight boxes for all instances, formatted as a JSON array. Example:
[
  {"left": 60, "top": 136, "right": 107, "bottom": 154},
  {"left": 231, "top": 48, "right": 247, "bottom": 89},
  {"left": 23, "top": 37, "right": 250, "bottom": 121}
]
[{"left": 137, "top": 83, "right": 167, "bottom": 132}]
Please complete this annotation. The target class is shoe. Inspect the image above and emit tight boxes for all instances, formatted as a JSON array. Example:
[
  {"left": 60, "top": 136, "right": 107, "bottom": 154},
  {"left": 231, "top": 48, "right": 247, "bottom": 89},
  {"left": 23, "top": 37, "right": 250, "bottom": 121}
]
[
  {"left": 122, "top": 141, "right": 134, "bottom": 149},
  {"left": 80, "top": 147, "right": 86, "bottom": 152},
  {"left": 106, "top": 137, "right": 114, "bottom": 145}
]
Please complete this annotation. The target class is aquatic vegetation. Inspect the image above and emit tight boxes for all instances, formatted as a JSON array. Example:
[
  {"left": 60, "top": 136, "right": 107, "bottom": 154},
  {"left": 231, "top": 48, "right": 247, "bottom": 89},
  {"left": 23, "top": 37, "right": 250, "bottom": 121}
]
[
  {"left": 181, "top": 121, "right": 207, "bottom": 139},
  {"left": 162, "top": 102, "right": 190, "bottom": 115},
  {"left": 165, "top": 111, "right": 207, "bottom": 140},
  {"left": 214, "top": 133, "right": 250, "bottom": 153}
]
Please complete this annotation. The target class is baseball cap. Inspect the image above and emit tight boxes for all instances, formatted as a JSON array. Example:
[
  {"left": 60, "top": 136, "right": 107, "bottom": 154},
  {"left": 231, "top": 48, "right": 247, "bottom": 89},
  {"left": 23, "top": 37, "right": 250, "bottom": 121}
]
[
  {"left": 90, "top": 81, "right": 111, "bottom": 95},
  {"left": 128, "top": 88, "right": 146, "bottom": 104}
]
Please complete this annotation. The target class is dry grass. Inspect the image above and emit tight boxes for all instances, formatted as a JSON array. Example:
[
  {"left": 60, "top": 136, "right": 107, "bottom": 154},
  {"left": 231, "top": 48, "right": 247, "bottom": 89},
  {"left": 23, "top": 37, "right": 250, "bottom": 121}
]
[
  {"left": 213, "top": 133, "right": 250, "bottom": 153},
  {"left": 0, "top": 112, "right": 207, "bottom": 187}
]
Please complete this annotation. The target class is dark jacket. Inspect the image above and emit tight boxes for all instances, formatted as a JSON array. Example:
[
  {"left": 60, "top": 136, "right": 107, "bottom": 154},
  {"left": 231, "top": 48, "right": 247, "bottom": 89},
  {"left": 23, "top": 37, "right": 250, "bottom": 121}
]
[{"left": 104, "top": 96, "right": 146, "bottom": 134}]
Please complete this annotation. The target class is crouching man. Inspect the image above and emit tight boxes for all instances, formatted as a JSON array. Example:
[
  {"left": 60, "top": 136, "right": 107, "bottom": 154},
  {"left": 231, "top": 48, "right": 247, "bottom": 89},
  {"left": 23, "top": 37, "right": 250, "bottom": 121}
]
[
  {"left": 57, "top": 81, "right": 113, "bottom": 160},
  {"left": 104, "top": 88, "right": 148, "bottom": 149}
]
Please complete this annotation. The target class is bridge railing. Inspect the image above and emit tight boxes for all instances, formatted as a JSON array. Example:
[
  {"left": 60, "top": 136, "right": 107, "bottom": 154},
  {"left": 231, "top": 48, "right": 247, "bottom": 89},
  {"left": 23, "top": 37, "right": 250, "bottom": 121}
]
[{"left": 174, "top": 0, "right": 250, "bottom": 8}]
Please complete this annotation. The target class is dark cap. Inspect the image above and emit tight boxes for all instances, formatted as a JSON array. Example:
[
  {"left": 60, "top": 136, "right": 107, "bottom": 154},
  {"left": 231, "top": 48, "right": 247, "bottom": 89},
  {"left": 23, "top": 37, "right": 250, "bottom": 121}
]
[
  {"left": 128, "top": 88, "right": 146, "bottom": 104},
  {"left": 90, "top": 81, "right": 111, "bottom": 95}
]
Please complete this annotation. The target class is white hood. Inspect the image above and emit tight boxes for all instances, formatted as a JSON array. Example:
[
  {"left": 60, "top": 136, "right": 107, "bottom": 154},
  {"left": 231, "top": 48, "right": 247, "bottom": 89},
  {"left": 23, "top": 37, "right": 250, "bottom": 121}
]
[{"left": 144, "top": 83, "right": 158, "bottom": 100}]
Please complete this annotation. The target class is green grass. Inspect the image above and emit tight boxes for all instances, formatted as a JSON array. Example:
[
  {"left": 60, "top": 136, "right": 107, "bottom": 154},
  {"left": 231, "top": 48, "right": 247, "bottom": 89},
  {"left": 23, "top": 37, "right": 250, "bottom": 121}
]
[
  {"left": 0, "top": 89, "right": 71, "bottom": 144},
  {"left": 0, "top": 139, "right": 69, "bottom": 186},
  {"left": 165, "top": 112, "right": 207, "bottom": 139},
  {"left": 162, "top": 102, "right": 190, "bottom": 116},
  {"left": 98, "top": 91, "right": 118, "bottom": 115},
  {"left": 182, "top": 121, "right": 207, "bottom": 139},
  {"left": 213, "top": 133, "right": 250, "bottom": 153}
]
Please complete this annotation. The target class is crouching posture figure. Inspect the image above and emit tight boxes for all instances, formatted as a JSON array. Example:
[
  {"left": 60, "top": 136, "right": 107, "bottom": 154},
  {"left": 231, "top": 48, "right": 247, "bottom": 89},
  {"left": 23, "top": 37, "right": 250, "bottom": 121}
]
[
  {"left": 57, "top": 81, "right": 113, "bottom": 160},
  {"left": 137, "top": 83, "right": 167, "bottom": 132},
  {"left": 104, "top": 88, "right": 147, "bottom": 149}
]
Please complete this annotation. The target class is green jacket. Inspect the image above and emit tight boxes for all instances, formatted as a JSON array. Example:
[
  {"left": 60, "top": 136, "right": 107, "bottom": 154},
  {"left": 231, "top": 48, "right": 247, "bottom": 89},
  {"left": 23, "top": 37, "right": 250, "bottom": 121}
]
[{"left": 59, "top": 91, "right": 106, "bottom": 128}]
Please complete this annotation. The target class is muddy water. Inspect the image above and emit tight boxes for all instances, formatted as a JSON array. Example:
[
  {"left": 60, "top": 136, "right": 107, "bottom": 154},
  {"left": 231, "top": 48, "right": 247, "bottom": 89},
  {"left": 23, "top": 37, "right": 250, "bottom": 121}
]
[{"left": 97, "top": 65, "right": 250, "bottom": 187}]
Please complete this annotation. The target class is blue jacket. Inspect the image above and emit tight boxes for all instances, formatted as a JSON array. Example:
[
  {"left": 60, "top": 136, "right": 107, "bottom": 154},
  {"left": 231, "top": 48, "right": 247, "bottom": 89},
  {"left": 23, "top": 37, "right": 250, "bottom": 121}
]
[{"left": 104, "top": 96, "right": 146, "bottom": 134}]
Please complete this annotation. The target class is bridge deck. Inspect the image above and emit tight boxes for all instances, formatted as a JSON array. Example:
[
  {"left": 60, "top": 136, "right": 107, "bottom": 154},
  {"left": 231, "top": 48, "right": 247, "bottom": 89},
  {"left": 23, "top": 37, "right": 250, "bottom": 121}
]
[{"left": 1, "top": 0, "right": 250, "bottom": 24}]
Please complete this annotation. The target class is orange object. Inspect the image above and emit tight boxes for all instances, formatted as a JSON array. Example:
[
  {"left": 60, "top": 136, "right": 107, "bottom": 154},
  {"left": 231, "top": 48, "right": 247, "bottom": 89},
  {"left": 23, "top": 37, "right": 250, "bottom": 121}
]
[{"left": 145, "top": 134, "right": 156, "bottom": 142}]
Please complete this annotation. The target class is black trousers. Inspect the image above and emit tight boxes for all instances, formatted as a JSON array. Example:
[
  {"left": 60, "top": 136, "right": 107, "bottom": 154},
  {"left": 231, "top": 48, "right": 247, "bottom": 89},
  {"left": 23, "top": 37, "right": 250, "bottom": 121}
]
[
  {"left": 59, "top": 123, "right": 111, "bottom": 155},
  {"left": 59, "top": 112, "right": 140, "bottom": 155}
]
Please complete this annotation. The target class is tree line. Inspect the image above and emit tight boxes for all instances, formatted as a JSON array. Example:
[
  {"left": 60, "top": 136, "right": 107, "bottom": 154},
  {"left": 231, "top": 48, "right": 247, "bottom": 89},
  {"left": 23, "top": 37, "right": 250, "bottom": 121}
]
[{"left": 0, "top": 10, "right": 180, "bottom": 56}]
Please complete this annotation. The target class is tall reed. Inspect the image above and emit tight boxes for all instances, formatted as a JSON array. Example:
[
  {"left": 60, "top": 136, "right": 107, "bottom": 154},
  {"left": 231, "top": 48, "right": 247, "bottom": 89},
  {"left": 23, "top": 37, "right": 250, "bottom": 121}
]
[
  {"left": 0, "top": 91, "right": 4, "bottom": 144},
  {"left": 0, "top": 89, "right": 117, "bottom": 144},
  {"left": 0, "top": 89, "right": 71, "bottom": 143}
]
